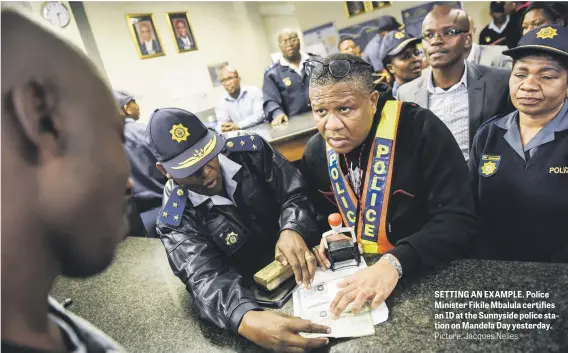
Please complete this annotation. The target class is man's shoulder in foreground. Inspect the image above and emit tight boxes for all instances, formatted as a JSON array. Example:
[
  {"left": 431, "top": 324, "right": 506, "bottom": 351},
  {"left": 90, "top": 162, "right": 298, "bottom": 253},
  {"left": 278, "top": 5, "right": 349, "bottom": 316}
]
[{"left": 397, "top": 75, "right": 425, "bottom": 101}]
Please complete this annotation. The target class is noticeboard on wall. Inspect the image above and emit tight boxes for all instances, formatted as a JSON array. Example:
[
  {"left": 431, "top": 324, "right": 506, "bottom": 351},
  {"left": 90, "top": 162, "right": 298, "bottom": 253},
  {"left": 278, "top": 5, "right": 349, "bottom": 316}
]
[
  {"left": 303, "top": 22, "right": 340, "bottom": 58},
  {"left": 401, "top": 1, "right": 463, "bottom": 38}
]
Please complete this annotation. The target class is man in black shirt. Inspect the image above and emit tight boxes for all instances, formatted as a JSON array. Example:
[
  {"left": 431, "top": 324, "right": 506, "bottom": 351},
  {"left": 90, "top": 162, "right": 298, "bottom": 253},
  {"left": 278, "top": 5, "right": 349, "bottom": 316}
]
[{"left": 479, "top": 2, "right": 510, "bottom": 45}]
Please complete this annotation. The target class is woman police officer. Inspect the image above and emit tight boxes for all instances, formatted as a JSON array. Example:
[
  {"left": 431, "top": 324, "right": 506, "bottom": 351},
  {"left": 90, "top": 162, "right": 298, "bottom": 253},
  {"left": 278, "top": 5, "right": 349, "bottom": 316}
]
[{"left": 469, "top": 24, "right": 568, "bottom": 262}]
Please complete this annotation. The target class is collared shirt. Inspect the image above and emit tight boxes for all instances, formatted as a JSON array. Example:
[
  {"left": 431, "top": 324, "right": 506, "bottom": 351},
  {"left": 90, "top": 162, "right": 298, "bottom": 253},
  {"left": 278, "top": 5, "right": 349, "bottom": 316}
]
[
  {"left": 427, "top": 63, "right": 470, "bottom": 159},
  {"left": 186, "top": 154, "right": 242, "bottom": 207},
  {"left": 279, "top": 52, "right": 310, "bottom": 78},
  {"left": 392, "top": 80, "right": 402, "bottom": 98},
  {"left": 495, "top": 99, "right": 568, "bottom": 161},
  {"left": 488, "top": 15, "right": 510, "bottom": 34},
  {"left": 143, "top": 40, "right": 155, "bottom": 54},
  {"left": 180, "top": 36, "right": 192, "bottom": 48},
  {"left": 215, "top": 85, "right": 265, "bottom": 131}
]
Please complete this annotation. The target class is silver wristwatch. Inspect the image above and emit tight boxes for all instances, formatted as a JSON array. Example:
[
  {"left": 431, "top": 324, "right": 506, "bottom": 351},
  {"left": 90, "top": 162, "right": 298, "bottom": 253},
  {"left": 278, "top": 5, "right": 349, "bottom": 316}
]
[{"left": 382, "top": 253, "right": 403, "bottom": 279}]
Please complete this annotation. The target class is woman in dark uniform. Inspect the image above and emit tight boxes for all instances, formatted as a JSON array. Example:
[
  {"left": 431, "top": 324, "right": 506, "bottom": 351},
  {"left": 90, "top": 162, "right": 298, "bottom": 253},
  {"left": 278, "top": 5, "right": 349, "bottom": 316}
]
[{"left": 469, "top": 24, "right": 568, "bottom": 262}]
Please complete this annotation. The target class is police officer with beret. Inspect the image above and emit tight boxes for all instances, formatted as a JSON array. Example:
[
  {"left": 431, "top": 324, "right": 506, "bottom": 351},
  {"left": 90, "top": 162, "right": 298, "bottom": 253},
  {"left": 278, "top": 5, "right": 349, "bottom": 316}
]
[
  {"left": 378, "top": 31, "right": 423, "bottom": 98},
  {"left": 263, "top": 29, "right": 317, "bottom": 126},
  {"left": 145, "top": 108, "right": 331, "bottom": 351},
  {"left": 470, "top": 25, "right": 568, "bottom": 262}
]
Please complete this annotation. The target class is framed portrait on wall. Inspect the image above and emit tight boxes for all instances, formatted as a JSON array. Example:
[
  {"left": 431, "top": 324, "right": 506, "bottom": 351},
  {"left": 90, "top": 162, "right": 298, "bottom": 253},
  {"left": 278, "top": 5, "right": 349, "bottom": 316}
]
[
  {"left": 126, "top": 13, "right": 165, "bottom": 59},
  {"left": 367, "top": 1, "right": 393, "bottom": 11},
  {"left": 345, "top": 1, "right": 366, "bottom": 18},
  {"left": 166, "top": 12, "right": 198, "bottom": 53}
]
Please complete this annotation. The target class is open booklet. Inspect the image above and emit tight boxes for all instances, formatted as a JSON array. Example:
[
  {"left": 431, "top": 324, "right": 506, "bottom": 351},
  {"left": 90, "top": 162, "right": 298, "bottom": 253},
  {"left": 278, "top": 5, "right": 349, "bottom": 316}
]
[{"left": 292, "top": 258, "right": 389, "bottom": 338}]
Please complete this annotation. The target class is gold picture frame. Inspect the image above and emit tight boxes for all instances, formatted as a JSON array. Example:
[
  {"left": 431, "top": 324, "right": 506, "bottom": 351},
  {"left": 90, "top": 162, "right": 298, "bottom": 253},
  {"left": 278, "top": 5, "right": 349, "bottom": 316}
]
[
  {"left": 366, "top": 1, "right": 394, "bottom": 11},
  {"left": 344, "top": 1, "right": 367, "bottom": 18},
  {"left": 126, "top": 13, "right": 165, "bottom": 59},
  {"left": 166, "top": 12, "right": 198, "bottom": 53}
]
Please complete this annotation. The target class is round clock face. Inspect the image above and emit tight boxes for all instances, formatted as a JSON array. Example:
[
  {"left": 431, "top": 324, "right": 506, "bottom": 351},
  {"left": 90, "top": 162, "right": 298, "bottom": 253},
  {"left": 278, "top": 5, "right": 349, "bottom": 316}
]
[{"left": 41, "top": 1, "right": 71, "bottom": 28}]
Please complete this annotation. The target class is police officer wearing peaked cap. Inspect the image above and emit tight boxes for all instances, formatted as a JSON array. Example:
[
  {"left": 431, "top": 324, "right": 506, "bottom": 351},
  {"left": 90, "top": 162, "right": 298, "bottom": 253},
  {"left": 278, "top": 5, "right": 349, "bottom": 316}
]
[
  {"left": 378, "top": 31, "right": 423, "bottom": 98},
  {"left": 469, "top": 24, "right": 568, "bottom": 262},
  {"left": 144, "top": 108, "right": 333, "bottom": 352}
]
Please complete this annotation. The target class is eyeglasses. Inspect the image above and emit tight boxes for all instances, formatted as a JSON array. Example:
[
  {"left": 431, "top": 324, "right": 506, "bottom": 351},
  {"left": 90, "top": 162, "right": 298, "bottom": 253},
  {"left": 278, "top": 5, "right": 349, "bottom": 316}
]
[
  {"left": 304, "top": 59, "right": 372, "bottom": 79},
  {"left": 220, "top": 75, "right": 238, "bottom": 83},
  {"left": 421, "top": 28, "right": 467, "bottom": 42},
  {"left": 279, "top": 37, "right": 299, "bottom": 45}
]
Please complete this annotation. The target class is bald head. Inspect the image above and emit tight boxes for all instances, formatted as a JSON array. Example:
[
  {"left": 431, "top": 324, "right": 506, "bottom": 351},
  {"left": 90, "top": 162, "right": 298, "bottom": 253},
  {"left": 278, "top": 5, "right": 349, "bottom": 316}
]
[
  {"left": 277, "top": 28, "right": 301, "bottom": 61},
  {"left": 2, "top": 10, "right": 130, "bottom": 279},
  {"left": 468, "top": 15, "right": 476, "bottom": 35},
  {"left": 421, "top": 6, "right": 472, "bottom": 70},
  {"left": 220, "top": 66, "right": 241, "bottom": 96},
  {"left": 423, "top": 5, "right": 470, "bottom": 32}
]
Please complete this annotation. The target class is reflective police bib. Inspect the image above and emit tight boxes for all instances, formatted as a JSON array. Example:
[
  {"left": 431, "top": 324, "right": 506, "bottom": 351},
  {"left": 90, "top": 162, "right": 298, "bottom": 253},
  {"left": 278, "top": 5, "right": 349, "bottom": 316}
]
[{"left": 326, "top": 101, "right": 401, "bottom": 254}]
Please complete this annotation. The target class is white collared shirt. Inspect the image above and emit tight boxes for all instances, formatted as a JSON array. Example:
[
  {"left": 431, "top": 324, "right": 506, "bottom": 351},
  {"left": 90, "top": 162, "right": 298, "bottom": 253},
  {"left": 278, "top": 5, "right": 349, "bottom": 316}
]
[
  {"left": 181, "top": 36, "right": 192, "bottom": 48},
  {"left": 279, "top": 52, "right": 310, "bottom": 78},
  {"left": 186, "top": 154, "right": 242, "bottom": 207},
  {"left": 427, "top": 63, "right": 470, "bottom": 160},
  {"left": 488, "top": 15, "right": 510, "bottom": 34},
  {"left": 215, "top": 85, "right": 265, "bottom": 131},
  {"left": 144, "top": 40, "right": 154, "bottom": 54}
]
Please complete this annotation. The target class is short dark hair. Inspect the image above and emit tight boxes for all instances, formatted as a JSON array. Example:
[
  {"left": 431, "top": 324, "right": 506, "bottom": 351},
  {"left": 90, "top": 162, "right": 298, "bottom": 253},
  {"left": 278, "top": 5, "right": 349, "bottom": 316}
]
[
  {"left": 513, "top": 52, "right": 568, "bottom": 72},
  {"left": 338, "top": 37, "right": 356, "bottom": 50},
  {"left": 308, "top": 53, "right": 375, "bottom": 94}
]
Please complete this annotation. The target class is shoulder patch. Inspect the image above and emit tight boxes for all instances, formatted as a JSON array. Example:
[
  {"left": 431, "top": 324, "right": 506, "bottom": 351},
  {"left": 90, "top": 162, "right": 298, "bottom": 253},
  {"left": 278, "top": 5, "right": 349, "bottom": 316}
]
[
  {"left": 159, "top": 186, "right": 187, "bottom": 227},
  {"left": 224, "top": 134, "right": 263, "bottom": 152}
]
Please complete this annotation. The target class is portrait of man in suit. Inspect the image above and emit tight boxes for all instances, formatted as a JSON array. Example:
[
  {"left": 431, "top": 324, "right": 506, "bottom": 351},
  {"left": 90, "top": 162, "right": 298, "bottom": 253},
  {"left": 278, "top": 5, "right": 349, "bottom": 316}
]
[
  {"left": 167, "top": 12, "right": 198, "bottom": 53},
  {"left": 127, "top": 14, "right": 165, "bottom": 59}
]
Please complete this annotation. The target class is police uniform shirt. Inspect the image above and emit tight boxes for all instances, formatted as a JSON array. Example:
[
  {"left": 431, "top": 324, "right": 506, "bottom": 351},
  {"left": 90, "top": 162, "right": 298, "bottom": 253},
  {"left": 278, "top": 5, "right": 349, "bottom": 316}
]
[
  {"left": 262, "top": 53, "right": 313, "bottom": 120},
  {"left": 469, "top": 99, "right": 568, "bottom": 262}
]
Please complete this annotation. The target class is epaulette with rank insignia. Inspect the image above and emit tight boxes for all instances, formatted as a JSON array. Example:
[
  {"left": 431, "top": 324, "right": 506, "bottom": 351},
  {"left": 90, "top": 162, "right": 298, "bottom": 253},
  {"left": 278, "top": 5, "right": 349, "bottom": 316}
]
[
  {"left": 224, "top": 134, "right": 263, "bottom": 152},
  {"left": 159, "top": 186, "right": 188, "bottom": 227}
]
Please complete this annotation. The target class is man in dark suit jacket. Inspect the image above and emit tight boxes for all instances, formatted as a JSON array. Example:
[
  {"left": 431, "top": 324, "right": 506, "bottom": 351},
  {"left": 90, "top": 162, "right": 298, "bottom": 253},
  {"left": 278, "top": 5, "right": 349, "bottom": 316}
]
[{"left": 397, "top": 6, "right": 512, "bottom": 159}]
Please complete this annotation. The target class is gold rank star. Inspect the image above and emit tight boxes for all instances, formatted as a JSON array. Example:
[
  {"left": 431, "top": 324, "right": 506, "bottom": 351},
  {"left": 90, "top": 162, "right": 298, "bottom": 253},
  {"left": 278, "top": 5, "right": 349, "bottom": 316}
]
[
  {"left": 163, "top": 211, "right": 169, "bottom": 218},
  {"left": 240, "top": 140, "right": 246, "bottom": 146},
  {"left": 173, "top": 202, "right": 179, "bottom": 208},
  {"left": 174, "top": 215, "right": 179, "bottom": 221},
  {"left": 252, "top": 144, "right": 257, "bottom": 150},
  {"left": 177, "top": 189, "right": 184, "bottom": 196},
  {"left": 250, "top": 135, "right": 255, "bottom": 141}
]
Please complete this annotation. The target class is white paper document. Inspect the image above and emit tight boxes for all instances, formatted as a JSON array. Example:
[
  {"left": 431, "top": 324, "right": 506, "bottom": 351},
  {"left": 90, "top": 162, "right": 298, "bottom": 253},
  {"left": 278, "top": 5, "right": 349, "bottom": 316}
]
[{"left": 293, "top": 258, "right": 389, "bottom": 338}]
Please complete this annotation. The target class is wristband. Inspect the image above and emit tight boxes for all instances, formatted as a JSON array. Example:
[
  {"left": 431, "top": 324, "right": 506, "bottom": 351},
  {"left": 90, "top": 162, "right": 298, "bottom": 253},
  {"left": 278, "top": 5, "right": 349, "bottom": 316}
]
[{"left": 382, "top": 253, "right": 403, "bottom": 279}]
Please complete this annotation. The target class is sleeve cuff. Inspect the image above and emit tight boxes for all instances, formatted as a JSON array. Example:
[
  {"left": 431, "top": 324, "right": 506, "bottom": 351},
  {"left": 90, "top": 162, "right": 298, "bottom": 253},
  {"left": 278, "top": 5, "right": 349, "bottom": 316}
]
[
  {"left": 271, "top": 109, "right": 285, "bottom": 121},
  {"left": 388, "top": 243, "right": 421, "bottom": 276},
  {"left": 229, "top": 301, "right": 262, "bottom": 334}
]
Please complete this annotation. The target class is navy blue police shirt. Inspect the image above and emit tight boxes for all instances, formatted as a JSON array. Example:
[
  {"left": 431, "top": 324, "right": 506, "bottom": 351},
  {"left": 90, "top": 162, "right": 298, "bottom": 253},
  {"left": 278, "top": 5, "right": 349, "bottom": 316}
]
[
  {"left": 469, "top": 99, "right": 568, "bottom": 262},
  {"left": 262, "top": 54, "right": 316, "bottom": 121}
]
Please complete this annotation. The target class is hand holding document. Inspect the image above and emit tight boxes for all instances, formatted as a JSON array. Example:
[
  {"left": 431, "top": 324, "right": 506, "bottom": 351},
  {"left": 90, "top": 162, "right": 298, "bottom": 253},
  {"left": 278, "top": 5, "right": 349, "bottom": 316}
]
[{"left": 293, "top": 258, "right": 389, "bottom": 338}]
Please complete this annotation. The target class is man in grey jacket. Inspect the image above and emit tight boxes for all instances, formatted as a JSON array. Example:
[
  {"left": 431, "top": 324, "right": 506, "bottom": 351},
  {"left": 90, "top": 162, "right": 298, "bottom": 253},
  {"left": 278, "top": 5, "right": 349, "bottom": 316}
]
[
  {"left": 465, "top": 15, "right": 512, "bottom": 68},
  {"left": 2, "top": 11, "right": 128, "bottom": 352},
  {"left": 398, "top": 6, "right": 512, "bottom": 160}
]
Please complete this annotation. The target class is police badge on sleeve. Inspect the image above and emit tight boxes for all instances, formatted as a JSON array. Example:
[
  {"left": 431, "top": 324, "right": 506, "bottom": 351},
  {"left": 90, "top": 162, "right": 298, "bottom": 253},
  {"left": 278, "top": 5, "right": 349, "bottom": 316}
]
[{"left": 479, "top": 155, "right": 501, "bottom": 177}]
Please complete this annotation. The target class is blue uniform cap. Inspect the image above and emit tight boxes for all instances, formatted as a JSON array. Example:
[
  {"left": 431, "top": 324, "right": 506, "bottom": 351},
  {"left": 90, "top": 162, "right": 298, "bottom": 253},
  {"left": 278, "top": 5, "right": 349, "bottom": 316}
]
[
  {"left": 503, "top": 24, "right": 568, "bottom": 60},
  {"left": 113, "top": 90, "right": 134, "bottom": 108},
  {"left": 379, "top": 31, "right": 420, "bottom": 67},
  {"left": 145, "top": 108, "right": 225, "bottom": 179}
]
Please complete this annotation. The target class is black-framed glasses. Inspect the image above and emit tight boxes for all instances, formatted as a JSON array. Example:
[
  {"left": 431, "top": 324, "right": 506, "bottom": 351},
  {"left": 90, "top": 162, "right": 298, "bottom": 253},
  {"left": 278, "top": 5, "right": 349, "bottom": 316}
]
[
  {"left": 304, "top": 59, "right": 372, "bottom": 79},
  {"left": 421, "top": 28, "right": 467, "bottom": 42}
]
